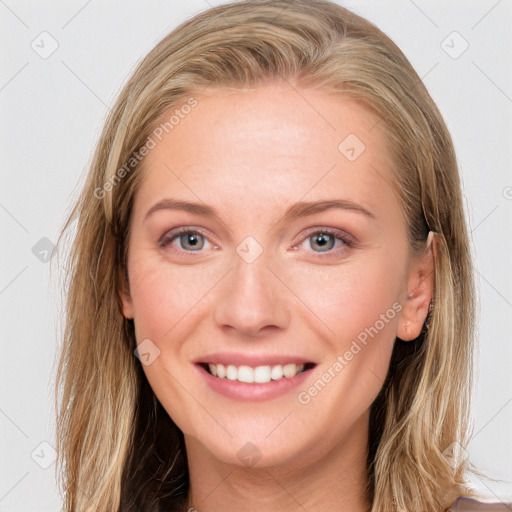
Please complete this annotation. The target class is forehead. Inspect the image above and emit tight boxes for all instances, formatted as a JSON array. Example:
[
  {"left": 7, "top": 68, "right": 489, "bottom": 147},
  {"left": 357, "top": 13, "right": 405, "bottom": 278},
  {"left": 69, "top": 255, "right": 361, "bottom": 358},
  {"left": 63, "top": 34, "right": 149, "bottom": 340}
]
[{"left": 132, "top": 85, "right": 399, "bottom": 223}]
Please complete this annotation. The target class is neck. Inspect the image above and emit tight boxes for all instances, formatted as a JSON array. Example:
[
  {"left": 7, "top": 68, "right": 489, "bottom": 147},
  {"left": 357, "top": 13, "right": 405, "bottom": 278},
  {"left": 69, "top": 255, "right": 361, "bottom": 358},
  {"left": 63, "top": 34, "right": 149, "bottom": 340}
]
[{"left": 184, "top": 413, "right": 371, "bottom": 512}]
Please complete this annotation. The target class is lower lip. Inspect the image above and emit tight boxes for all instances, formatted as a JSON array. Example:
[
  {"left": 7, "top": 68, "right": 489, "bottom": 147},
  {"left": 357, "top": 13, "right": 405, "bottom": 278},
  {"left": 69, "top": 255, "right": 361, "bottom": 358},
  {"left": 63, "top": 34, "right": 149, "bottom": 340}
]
[{"left": 195, "top": 364, "right": 315, "bottom": 402}]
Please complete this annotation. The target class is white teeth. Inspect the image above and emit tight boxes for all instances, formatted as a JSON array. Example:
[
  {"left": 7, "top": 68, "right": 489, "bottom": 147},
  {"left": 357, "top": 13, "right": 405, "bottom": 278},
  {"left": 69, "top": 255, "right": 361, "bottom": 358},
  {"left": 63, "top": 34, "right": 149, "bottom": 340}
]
[
  {"left": 237, "top": 365, "right": 253, "bottom": 383},
  {"left": 283, "top": 363, "right": 297, "bottom": 378},
  {"left": 206, "top": 363, "right": 306, "bottom": 383},
  {"left": 270, "top": 365, "right": 283, "bottom": 380},
  {"left": 254, "top": 365, "right": 271, "bottom": 383},
  {"left": 226, "top": 365, "right": 238, "bottom": 380}
]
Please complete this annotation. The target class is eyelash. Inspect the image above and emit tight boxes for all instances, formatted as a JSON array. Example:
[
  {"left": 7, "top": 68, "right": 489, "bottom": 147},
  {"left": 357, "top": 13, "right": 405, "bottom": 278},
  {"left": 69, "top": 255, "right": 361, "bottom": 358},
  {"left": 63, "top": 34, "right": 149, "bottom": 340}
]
[
  {"left": 158, "top": 226, "right": 354, "bottom": 258},
  {"left": 292, "top": 227, "right": 354, "bottom": 257}
]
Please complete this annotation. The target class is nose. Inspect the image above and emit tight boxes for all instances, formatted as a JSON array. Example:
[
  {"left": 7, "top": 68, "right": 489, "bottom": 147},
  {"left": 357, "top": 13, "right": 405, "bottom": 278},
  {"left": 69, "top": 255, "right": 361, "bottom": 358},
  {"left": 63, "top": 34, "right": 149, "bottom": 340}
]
[{"left": 213, "top": 248, "right": 291, "bottom": 338}]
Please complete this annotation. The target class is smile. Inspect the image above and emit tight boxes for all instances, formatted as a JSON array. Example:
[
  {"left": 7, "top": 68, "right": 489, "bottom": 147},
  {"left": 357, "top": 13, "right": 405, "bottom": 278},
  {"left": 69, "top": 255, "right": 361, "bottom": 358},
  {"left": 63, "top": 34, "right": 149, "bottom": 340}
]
[
  {"left": 203, "top": 362, "right": 315, "bottom": 383},
  {"left": 194, "top": 354, "right": 317, "bottom": 401}
]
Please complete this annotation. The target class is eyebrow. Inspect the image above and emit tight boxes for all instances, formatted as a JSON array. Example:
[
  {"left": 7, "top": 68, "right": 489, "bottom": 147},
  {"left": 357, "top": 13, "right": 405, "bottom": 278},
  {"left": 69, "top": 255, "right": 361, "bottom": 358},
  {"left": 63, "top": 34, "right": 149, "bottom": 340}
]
[{"left": 144, "top": 198, "right": 375, "bottom": 224}]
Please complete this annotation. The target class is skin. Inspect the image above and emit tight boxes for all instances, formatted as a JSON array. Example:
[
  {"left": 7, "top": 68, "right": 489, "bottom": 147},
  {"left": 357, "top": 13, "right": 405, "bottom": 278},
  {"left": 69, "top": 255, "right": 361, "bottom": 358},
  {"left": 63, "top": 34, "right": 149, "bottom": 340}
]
[{"left": 121, "top": 83, "right": 434, "bottom": 512}]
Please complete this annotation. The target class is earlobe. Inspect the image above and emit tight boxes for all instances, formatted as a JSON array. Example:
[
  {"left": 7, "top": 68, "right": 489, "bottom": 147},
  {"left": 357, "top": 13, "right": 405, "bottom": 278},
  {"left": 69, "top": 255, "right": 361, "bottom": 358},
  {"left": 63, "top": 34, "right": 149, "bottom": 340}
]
[
  {"left": 396, "top": 231, "right": 435, "bottom": 342},
  {"left": 121, "top": 292, "right": 134, "bottom": 319},
  {"left": 118, "top": 264, "right": 134, "bottom": 319}
]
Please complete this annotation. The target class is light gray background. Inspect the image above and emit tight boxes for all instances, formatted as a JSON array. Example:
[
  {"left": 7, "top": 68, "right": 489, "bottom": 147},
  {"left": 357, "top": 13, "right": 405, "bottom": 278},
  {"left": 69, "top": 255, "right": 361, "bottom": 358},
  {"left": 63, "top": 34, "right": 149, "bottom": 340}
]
[{"left": 1, "top": 1, "right": 511, "bottom": 510}]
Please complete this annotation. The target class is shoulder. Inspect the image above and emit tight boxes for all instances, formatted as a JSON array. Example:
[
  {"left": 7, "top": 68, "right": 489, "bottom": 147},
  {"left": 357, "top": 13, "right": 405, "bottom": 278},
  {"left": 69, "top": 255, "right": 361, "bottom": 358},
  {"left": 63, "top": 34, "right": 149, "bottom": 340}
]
[{"left": 447, "top": 496, "right": 512, "bottom": 511}]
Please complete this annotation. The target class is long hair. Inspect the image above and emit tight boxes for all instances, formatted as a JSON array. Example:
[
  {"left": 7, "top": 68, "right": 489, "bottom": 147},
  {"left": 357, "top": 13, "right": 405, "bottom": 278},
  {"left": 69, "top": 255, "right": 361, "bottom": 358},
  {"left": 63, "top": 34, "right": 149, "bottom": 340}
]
[{"left": 54, "top": 1, "right": 484, "bottom": 510}]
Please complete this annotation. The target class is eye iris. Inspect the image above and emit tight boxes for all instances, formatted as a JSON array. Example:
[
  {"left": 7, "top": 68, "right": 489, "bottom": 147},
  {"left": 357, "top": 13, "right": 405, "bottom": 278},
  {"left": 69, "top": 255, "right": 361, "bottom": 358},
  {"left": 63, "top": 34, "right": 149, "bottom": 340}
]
[
  {"left": 311, "top": 233, "right": 334, "bottom": 252},
  {"left": 180, "top": 233, "right": 204, "bottom": 251}
]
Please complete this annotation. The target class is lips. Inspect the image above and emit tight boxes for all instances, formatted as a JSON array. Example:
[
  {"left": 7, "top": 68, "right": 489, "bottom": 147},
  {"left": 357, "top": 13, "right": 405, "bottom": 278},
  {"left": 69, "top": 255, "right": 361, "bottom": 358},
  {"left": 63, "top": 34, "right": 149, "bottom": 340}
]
[
  {"left": 194, "top": 356, "right": 317, "bottom": 401},
  {"left": 194, "top": 353, "right": 316, "bottom": 367},
  {"left": 194, "top": 353, "right": 317, "bottom": 385},
  {"left": 201, "top": 362, "right": 316, "bottom": 383}
]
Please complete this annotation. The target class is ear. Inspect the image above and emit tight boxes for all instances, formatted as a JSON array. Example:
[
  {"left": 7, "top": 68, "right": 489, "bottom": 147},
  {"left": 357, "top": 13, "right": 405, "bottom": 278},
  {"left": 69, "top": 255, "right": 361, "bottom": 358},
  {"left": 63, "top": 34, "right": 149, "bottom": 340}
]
[
  {"left": 118, "top": 262, "right": 134, "bottom": 319},
  {"left": 121, "top": 291, "right": 134, "bottom": 319},
  {"left": 396, "top": 231, "right": 435, "bottom": 342}
]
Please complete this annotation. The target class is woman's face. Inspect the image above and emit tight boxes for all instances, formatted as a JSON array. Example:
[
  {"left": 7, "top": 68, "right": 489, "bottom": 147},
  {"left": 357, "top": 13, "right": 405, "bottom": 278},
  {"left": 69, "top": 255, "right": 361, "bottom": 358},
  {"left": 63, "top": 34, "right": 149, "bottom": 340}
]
[{"left": 122, "top": 84, "right": 433, "bottom": 469}]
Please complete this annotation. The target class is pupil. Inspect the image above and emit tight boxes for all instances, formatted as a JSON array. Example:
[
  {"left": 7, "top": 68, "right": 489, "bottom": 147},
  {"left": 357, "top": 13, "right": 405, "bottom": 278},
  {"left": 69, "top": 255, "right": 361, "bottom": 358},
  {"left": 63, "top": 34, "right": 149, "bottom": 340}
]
[
  {"left": 313, "top": 233, "right": 333, "bottom": 251},
  {"left": 182, "top": 233, "right": 203, "bottom": 250}
]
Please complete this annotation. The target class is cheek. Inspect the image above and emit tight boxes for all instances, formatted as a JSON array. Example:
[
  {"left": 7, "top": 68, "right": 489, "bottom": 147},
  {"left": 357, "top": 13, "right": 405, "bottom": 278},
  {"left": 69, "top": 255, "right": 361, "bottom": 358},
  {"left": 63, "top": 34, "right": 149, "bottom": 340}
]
[
  {"left": 129, "top": 272, "right": 179, "bottom": 340},
  {"left": 127, "top": 255, "right": 222, "bottom": 339},
  {"left": 291, "top": 257, "right": 403, "bottom": 433},
  {"left": 287, "top": 252, "right": 404, "bottom": 345}
]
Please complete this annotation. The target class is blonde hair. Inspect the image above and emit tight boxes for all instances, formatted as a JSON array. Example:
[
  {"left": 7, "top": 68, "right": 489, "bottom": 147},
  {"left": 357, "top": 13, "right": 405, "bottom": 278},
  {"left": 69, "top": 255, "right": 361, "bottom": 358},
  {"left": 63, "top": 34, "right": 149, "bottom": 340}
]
[{"left": 55, "top": 1, "right": 485, "bottom": 510}]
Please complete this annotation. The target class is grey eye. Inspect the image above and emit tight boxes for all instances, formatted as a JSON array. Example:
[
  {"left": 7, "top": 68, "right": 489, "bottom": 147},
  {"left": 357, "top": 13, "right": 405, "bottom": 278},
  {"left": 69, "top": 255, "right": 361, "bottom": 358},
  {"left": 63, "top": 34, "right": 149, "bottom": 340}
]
[
  {"left": 178, "top": 232, "right": 205, "bottom": 251},
  {"left": 309, "top": 233, "right": 335, "bottom": 252}
]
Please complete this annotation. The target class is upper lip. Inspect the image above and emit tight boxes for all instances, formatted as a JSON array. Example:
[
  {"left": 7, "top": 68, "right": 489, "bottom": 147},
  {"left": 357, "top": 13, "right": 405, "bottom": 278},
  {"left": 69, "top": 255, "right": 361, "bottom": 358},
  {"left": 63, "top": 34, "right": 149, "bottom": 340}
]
[{"left": 194, "top": 352, "right": 316, "bottom": 367}]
